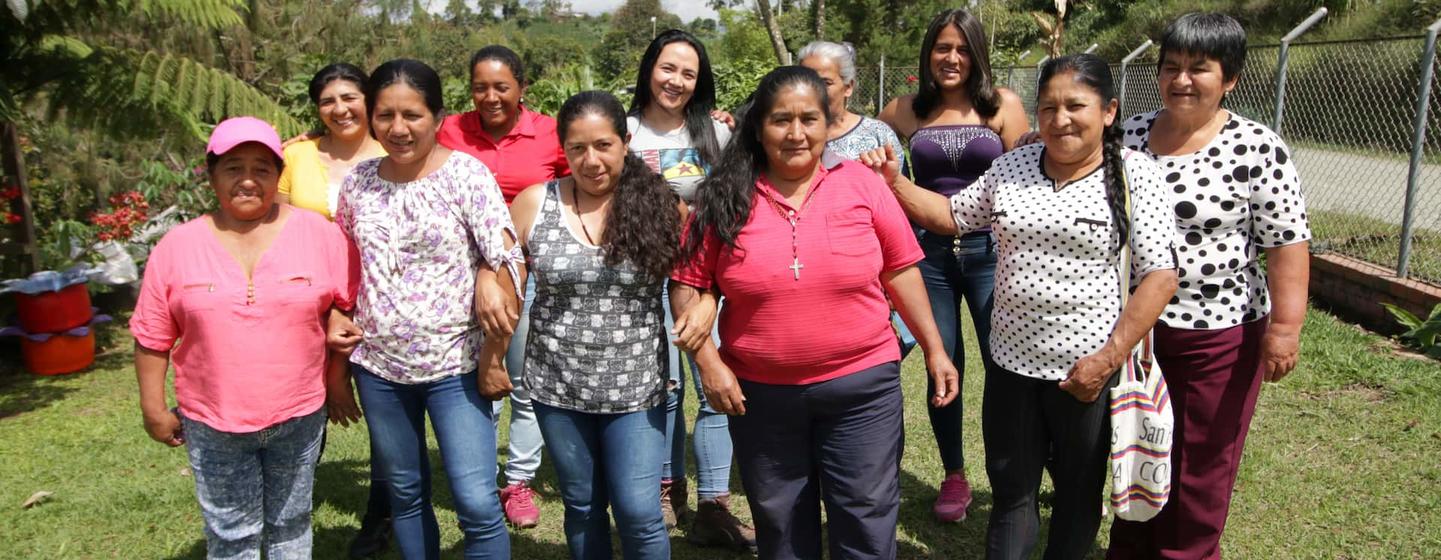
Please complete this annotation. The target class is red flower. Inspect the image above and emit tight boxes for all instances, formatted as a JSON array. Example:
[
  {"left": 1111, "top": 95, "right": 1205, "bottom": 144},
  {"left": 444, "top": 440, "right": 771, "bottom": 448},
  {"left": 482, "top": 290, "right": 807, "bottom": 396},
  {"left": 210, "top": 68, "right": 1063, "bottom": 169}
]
[
  {"left": 907, "top": 75, "right": 918, "bottom": 83},
  {"left": 0, "top": 187, "right": 20, "bottom": 200},
  {"left": 4, "top": 213, "right": 22, "bottom": 224}
]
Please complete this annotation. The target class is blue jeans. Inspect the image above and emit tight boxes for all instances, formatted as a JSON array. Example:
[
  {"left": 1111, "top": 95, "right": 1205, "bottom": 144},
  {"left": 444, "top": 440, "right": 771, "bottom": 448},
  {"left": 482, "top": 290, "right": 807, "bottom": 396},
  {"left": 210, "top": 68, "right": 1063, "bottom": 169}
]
[
  {"left": 917, "top": 229, "right": 996, "bottom": 474},
  {"left": 497, "top": 275, "right": 544, "bottom": 485},
  {"left": 661, "top": 281, "right": 733, "bottom": 499},
  {"left": 536, "top": 403, "right": 670, "bottom": 560},
  {"left": 181, "top": 408, "right": 326, "bottom": 560},
  {"left": 354, "top": 367, "right": 509, "bottom": 559}
]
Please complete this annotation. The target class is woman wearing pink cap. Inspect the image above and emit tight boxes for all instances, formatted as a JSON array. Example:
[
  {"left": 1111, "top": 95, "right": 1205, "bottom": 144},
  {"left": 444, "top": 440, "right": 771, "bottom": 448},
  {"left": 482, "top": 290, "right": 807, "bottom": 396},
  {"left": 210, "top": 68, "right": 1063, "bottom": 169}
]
[{"left": 131, "top": 116, "right": 357, "bottom": 558}]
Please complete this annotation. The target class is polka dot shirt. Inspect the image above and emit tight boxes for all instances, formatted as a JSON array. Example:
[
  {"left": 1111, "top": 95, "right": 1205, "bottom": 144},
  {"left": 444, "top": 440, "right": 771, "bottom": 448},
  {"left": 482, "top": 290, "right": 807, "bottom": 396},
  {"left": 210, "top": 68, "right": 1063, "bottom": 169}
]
[
  {"left": 949, "top": 143, "right": 1178, "bottom": 381},
  {"left": 1123, "top": 110, "right": 1311, "bottom": 330}
]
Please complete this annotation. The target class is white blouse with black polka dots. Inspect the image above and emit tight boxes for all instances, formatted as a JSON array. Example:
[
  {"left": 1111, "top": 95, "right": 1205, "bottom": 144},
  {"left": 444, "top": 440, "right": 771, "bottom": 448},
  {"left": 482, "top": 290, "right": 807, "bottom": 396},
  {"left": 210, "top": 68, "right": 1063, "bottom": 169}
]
[
  {"left": 950, "top": 143, "right": 1178, "bottom": 381},
  {"left": 1123, "top": 110, "right": 1311, "bottom": 331}
]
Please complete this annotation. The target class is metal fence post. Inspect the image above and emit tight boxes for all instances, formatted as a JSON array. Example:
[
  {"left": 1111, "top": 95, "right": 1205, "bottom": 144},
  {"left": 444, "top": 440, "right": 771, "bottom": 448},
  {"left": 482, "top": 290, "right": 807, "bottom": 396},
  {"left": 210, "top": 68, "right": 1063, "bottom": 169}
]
[
  {"left": 1119, "top": 39, "right": 1154, "bottom": 118},
  {"left": 878, "top": 54, "right": 886, "bottom": 113},
  {"left": 1273, "top": 8, "right": 1329, "bottom": 132},
  {"left": 1398, "top": 18, "right": 1441, "bottom": 278}
]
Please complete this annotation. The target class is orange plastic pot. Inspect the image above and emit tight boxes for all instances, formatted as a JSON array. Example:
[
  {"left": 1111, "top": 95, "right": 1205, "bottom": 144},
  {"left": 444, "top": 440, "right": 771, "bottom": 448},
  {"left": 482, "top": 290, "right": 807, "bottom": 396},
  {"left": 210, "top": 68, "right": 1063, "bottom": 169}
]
[
  {"left": 15, "top": 283, "right": 92, "bottom": 334},
  {"left": 20, "top": 330, "right": 96, "bottom": 376}
]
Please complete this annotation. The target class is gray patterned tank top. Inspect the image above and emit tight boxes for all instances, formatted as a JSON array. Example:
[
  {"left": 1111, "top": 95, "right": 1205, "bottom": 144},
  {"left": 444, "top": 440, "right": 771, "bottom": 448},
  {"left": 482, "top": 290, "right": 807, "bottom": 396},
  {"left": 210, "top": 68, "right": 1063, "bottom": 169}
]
[{"left": 522, "top": 180, "right": 668, "bottom": 414}]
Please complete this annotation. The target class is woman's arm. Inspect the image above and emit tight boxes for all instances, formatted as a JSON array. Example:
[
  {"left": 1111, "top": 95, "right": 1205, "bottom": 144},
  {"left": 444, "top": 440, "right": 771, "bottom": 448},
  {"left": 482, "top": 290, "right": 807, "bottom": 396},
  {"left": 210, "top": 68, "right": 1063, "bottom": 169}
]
[
  {"left": 325, "top": 350, "right": 362, "bottom": 426},
  {"left": 670, "top": 281, "right": 744, "bottom": 415},
  {"left": 992, "top": 88, "right": 1031, "bottom": 151},
  {"left": 1261, "top": 242, "right": 1309, "bottom": 382},
  {"left": 882, "top": 265, "right": 959, "bottom": 407},
  {"left": 1059, "top": 269, "right": 1178, "bottom": 402},
  {"left": 476, "top": 262, "right": 518, "bottom": 400},
  {"left": 135, "top": 343, "right": 183, "bottom": 446},
  {"left": 858, "top": 144, "right": 981, "bottom": 235}
]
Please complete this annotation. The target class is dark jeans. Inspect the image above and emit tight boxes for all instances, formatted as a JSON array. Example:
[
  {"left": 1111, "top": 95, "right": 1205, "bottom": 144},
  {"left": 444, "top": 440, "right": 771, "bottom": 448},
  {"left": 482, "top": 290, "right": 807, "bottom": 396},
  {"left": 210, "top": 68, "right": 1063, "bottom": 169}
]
[
  {"left": 353, "top": 367, "right": 509, "bottom": 559},
  {"left": 982, "top": 364, "right": 1117, "bottom": 560},
  {"left": 729, "top": 362, "right": 904, "bottom": 560},
  {"left": 1108, "top": 319, "right": 1268, "bottom": 560},
  {"left": 918, "top": 230, "right": 996, "bottom": 474},
  {"left": 535, "top": 403, "right": 670, "bottom": 560}
]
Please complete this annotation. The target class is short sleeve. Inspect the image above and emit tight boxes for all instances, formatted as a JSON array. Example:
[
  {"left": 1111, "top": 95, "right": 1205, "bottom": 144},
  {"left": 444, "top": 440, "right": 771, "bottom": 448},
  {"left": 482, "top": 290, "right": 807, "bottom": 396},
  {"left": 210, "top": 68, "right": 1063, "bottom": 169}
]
[
  {"left": 322, "top": 220, "right": 359, "bottom": 311},
  {"left": 459, "top": 158, "right": 524, "bottom": 293},
  {"left": 714, "top": 120, "right": 734, "bottom": 150},
  {"left": 1247, "top": 132, "right": 1311, "bottom": 248},
  {"left": 335, "top": 171, "right": 357, "bottom": 238},
  {"left": 949, "top": 172, "right": 995, "bottom": 233},
  {"left": 1124, "top": 154, "right": 1179, "bottom": 278},
  {"left": 859, "top": 169, "right": 922, "bottom": 272},
  {"left": 671, "top": 214, "right": 721, "bottom": 290},
  {"left": 278, "top": 161, "right": 295, "bottom": 196},
  {"left": 129, "top": 233, "right": 179, "bottom": 351}
]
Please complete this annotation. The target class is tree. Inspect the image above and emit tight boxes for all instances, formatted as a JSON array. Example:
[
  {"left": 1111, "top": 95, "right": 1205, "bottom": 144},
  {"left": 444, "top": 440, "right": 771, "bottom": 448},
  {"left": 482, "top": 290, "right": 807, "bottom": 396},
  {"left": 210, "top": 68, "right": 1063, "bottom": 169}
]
[
  {"left": 812, "top": 0, "right": 825, "bottom": 39},
  {"left": 594, "top": 0, "right": 682, "bottom": 80},
  {"left": 1030, "top": 0, "right": 1071, "bottom": 57},
  {"left": 754, "top": 0, "right": 790, "bottom": 64},
  {"left": 1, "top": 0, "right": 298, "bottom": 140}
]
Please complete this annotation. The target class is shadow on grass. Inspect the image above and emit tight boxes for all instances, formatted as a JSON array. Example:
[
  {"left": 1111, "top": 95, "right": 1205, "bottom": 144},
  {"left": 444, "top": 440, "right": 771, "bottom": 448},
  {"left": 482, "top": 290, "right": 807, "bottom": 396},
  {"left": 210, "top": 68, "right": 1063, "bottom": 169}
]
[{"left": 0, "top": 366, "right": 79, "bottom": 420}]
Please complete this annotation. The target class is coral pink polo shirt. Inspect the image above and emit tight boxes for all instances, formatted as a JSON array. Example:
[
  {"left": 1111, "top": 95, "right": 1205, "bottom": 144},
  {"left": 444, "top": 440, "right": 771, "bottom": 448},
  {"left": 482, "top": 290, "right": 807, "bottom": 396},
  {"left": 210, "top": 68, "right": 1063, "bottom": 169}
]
[
  {"left": 130, "top": 208, "right": 357, "bottom": 433},
  {"left": 672, "top": 160, "right": 923, "bottom": 385},
  {"left": 437, "top": 106, "right": 570, "bottom": 204}
]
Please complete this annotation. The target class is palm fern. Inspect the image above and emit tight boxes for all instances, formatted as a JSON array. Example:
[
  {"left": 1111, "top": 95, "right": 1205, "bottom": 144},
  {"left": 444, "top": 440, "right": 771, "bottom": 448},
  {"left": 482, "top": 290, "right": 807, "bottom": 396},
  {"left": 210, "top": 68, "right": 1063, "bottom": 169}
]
[{"left": 2, "top": 0, "right": 301, "bottom": 138}]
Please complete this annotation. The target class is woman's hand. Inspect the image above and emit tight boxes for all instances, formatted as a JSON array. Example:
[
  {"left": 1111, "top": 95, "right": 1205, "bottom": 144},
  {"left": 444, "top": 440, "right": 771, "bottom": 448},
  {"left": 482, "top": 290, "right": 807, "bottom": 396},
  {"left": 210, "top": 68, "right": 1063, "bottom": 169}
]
[
  {"left": 325, "top": 358, "right": 362, "bottom": 427},
  {"left": 711, "top": 109, "right": 736, "bottom": 130},
  {"left": 924, "top": 351, "right": 960, "bottom": 407},
  {"left": 672, "top": 290, "right": 717, "bottom": 353},
  {"left": 858, "top": 145, "right": 903, "bottom": 188},
  {"left": 327, "top": 309, "right": 363, "bottom": 355},
  {"left": 699, "top": 360, "right": 747, "bottom": 416},
  {"left": 477, "top": 337, "right": 513, "bottom": 400},
  {"left": 282, "top": 129, "right": 322, "bottom": 149},
  {"left": 1060, "top": 346, "right": 1124, "bottom": 403},
  {"left": 1015, "top": 130, "right": 1042, "bottom": 147},
  {"left": 475, "top": 269, "right": 519, "bottom": 338},
  {"left": 1261, "top": 326, "right": 1301, "bottom": 382},
  {"left": 143, "top": 409, "right": 185, "bottom": 447}
]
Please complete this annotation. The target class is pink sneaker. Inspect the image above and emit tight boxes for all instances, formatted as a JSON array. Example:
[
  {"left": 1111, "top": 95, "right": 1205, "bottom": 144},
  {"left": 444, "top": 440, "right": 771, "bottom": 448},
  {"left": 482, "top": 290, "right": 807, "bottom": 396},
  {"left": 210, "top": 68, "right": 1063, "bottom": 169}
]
[
  {"left": 933, "top": 472, "right": 973, "bottom": 522},
  {"left": 500, "top": 481, "right": 540, "bottom": 528}
]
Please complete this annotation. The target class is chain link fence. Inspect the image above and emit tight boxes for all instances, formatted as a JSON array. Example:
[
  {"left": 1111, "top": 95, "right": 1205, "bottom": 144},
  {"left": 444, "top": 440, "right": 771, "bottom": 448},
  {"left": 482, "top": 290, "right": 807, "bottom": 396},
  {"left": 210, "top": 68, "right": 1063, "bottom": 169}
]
[{"left": 851, "top": 35, "right": 1441, "bottom": 285}]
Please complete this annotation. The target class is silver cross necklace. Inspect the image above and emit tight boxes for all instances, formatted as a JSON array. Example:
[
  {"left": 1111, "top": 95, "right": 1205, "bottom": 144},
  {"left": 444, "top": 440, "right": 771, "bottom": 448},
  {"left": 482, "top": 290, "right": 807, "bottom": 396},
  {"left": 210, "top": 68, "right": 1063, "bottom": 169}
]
[{"left": 761, "top": 183, "right": 816, "bottom": 281}]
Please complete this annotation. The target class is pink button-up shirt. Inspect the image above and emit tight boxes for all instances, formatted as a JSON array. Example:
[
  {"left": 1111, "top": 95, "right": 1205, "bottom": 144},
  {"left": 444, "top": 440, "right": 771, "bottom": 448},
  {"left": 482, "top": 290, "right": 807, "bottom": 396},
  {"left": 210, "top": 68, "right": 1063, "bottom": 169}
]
[{"left": 130, "top": 208, "right": 355, "bottom": 432}]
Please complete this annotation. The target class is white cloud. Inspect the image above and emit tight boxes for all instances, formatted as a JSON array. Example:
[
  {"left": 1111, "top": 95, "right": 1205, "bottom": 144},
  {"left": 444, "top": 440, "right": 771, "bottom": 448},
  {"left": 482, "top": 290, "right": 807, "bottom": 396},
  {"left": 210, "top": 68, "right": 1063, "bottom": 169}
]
[{"left": 569, "top": 0, "right": 719, "bottom": 22}]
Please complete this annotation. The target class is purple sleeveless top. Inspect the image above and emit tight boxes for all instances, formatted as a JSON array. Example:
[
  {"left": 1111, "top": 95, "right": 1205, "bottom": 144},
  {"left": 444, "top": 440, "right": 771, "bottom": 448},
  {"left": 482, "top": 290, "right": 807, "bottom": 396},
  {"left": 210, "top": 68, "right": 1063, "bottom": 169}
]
[{"left": 909, "top": 125, "right": 1004, "bottom": 197}]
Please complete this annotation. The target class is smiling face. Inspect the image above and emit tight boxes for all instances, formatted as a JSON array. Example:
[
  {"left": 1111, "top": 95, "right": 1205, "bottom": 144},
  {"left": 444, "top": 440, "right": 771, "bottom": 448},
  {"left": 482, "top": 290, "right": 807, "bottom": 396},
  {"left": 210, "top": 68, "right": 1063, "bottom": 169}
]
[
  {"left": 209, "top": 143, "right": 280, "bottom": 221},
  {"left": 563, "top": 112, "right": 628, "bottom": 195},
  {"left": 371, "top": 82, "right": 440, "bottom": 167},
  {"left": 929, "top": 23, "right": 972, "bottom": 92},
  {"left": 316, "top": 79, "right": 367, "bottom": 139},
  {"left": 648, "top": 41, "right": 700, "bottom": 116},
  {"left": 801, "top": 54, "right": 853, "bottom": 120},
  {"left": 1159, "top": 50, "right": 1236, "bottom": 118},
  {"left": 470, "top": 59, "right": 524, "bottom": 133},
  {"left": 759, "top": 83, "right": 828, "bottom": 180},
  {"left": 1036, "top": 71, "right": 1117, "bottom": 166}
]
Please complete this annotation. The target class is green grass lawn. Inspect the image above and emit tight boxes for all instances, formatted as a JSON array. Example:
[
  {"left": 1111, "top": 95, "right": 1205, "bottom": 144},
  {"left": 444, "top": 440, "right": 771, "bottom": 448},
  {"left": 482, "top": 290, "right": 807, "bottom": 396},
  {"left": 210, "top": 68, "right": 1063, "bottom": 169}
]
[
  {"left": 1, "top": 306, "right": 1439, "bottom": 558},
  {"left": 1310, "top": 210, "right": 1441, "bottom": 285}
]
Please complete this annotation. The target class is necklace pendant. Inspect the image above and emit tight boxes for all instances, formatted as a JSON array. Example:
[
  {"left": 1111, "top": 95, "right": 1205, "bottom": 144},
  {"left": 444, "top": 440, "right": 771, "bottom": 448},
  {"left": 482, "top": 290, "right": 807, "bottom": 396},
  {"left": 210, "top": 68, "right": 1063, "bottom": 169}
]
[{"left": 789, "top": 257, "right": 803, "bottom": 281}]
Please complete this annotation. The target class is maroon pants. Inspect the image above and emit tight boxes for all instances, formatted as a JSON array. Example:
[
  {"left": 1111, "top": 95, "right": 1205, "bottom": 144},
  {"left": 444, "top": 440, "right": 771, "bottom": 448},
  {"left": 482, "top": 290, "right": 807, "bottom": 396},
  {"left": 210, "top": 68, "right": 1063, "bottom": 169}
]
[{"left": 1107, "top": 318, "right": 1268, "bottom": 560}]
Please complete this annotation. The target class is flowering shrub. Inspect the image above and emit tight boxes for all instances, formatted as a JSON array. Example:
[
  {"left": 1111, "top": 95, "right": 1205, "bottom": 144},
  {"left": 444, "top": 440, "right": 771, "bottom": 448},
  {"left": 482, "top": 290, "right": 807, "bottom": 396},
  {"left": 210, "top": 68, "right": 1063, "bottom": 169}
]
[{"left": 88, "top": 191, "right": 149, "bottom": 242}]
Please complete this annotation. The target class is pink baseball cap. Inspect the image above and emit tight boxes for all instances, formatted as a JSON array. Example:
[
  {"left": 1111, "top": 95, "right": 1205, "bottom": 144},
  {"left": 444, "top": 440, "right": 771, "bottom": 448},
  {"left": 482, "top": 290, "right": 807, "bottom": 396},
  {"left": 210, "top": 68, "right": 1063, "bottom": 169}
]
[{"left": 206, "top": 116, "right": 283, "bottom": 159}]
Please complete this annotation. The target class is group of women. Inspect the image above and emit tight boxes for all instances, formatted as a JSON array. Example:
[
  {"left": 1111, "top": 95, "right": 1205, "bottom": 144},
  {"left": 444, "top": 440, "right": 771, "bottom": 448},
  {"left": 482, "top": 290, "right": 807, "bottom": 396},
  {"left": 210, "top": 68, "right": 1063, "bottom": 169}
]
[{"left": 131, "top": 8, "right": 1309, "bottom": 560}]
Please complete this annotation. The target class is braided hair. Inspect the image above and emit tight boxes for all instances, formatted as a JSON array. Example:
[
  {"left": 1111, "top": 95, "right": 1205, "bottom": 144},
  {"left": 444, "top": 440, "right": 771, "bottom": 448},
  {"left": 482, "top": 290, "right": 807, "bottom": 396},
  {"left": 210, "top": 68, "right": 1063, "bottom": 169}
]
[{"left": 1038, "top": 54, "right": 1129, "bottom": 252}]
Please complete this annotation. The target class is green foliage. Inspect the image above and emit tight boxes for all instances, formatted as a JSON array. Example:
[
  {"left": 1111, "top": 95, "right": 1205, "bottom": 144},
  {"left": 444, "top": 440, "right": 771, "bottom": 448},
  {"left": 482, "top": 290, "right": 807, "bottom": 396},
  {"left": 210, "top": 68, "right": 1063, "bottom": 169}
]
[
  {"left": 1382, "top": 303, "right": 1441, "bottom": 358},
  {"left": 713, "top": 57, "right": 774, "bottom": 112}
]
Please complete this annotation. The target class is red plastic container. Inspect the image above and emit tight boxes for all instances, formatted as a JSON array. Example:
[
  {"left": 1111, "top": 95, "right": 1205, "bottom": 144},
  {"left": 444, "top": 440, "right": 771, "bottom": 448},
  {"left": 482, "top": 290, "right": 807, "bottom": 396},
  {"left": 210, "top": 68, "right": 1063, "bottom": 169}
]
[
  {"left": 15, "top": 283, "right": 92, "bottom": 334},
  {"left": 20, "top": 330, "right": 96, "bottom": 376}
]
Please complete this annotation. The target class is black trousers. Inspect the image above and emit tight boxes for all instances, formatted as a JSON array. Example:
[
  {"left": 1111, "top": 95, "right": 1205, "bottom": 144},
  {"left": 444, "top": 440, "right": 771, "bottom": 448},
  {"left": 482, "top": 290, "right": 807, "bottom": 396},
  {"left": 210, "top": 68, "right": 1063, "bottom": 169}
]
[
  {"left": 729, "top": 362, "right": 904, "bottom": 560},
  {"left": 982, "top": 363, "right": 1117, "bottom": 560}
]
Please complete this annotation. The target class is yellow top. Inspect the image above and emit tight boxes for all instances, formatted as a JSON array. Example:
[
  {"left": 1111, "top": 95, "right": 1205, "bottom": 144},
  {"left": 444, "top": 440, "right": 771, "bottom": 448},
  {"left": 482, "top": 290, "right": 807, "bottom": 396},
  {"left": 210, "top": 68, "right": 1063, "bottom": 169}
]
[{"left": 277, "top": 138, "right": 385, "bottom": 220}]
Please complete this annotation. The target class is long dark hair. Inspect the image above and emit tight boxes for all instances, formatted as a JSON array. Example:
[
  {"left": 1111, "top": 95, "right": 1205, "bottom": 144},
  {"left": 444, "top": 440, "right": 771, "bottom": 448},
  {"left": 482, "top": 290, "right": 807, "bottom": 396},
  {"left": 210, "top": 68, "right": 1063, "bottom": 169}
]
[
  {"left": 365, "top": 59, "right": 445, "bottom": 119},
  {"left": 1038, "top": 54, "right": 1128, "bottom": 252},
  {"left": 308, "top": 63, "right": 368, "bottom": 104},
  {"left": 557, "top": 91, "right": 679, "bottom": 279},
  {"left": 683, "top": 66, "right": 831, "bottom": 260},
  {"left": 912, "top": 9, "right": 1000, "bottom": 120},
  {"left": 629, "top": 29, "right": 722, "bottom": 167}
]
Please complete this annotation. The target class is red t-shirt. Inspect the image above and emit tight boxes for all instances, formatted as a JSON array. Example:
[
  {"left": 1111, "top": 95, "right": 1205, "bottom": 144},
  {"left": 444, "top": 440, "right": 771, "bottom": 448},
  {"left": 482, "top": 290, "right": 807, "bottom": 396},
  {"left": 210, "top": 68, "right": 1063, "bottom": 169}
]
[
  {"left": 437, "top": 106, "right": 570, "bottom": 203},
  {"left": 672, "top": 160, "right": 923, "bottom": 385}
]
